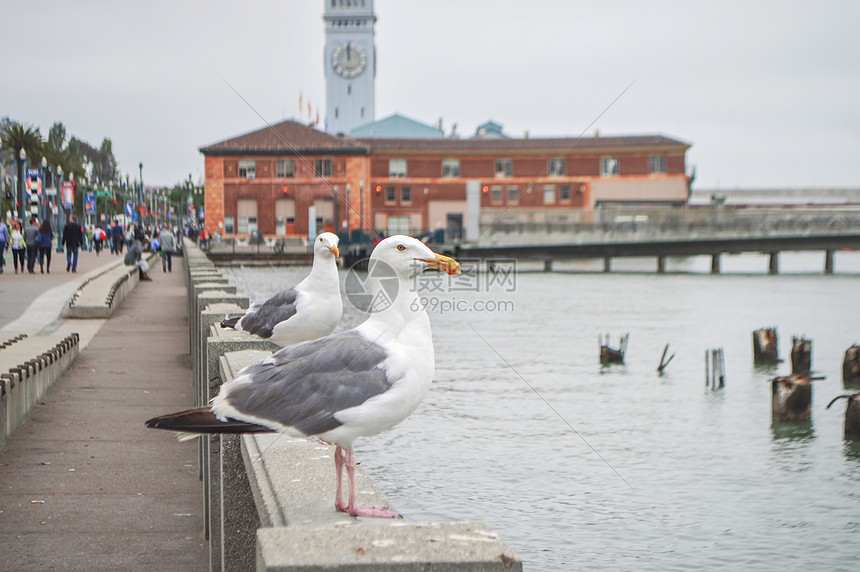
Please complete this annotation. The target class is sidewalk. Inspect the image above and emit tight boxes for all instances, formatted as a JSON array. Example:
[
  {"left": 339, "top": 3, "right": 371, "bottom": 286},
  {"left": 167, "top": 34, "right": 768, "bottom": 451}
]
[
  {"left": 0, "top": 257, "right": 208, "bottom": 570},
  {"left": 1, "top": 247, "right": 128, "bottom": 332}
]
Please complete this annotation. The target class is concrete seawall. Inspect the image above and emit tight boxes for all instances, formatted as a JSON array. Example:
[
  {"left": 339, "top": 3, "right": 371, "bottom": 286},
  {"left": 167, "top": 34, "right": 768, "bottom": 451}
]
[{"left": 185, "top": 239, "right": 522, "bottom": 571}]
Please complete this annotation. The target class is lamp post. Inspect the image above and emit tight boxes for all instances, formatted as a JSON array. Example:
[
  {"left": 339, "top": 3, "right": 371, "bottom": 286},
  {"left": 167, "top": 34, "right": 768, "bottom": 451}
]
[
  {"left": 138, "top": 162, "right": 143, "bottom": 226},
  {"left": 19, "top": 148, "right": 27, "bottom": 221},
  {"left": 40, "top": 156, "right": 47, "bottom": 222},
  {"left": 56, "top": 165, "right": 64, "bottom": 252}
]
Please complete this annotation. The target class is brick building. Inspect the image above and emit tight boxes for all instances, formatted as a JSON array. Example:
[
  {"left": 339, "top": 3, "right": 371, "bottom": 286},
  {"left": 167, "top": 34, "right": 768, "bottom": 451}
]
[{"left": 199, "top": 119, "right": 691, "bottom": 241}]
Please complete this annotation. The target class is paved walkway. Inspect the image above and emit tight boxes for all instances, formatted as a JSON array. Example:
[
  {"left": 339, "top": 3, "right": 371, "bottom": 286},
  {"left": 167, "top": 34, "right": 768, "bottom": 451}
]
[{"left": 0, "top": 257, "right": 208, "bottom": 570}]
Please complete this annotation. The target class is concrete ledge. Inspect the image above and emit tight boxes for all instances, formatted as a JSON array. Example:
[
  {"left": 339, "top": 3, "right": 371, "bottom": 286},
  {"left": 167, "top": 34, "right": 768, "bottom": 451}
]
[
  {"left": 256, "top": 522, "right": 521, "bottom": 572},
  {"left": 0, "top": 332, "right": 80, "bottom": 446},
  {"left": 66, "top": 253, "right": 158, "bottom": 319}
]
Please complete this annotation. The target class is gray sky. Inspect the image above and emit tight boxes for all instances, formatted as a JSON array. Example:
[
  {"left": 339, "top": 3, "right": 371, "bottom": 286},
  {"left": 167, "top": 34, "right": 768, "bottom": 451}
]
[{"left": 5, "top": 0, "right": 859, "bottom": 189}]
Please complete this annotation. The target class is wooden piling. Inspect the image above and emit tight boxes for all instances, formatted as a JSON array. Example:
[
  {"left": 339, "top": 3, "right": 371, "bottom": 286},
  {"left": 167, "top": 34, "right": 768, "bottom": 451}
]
[
  {"left": 711, "top": 253, "right": 721, "bottom": 274},
  {"left": 705, "top": 348, "right": 725, "bottom": 389},
  {"left": 843, "top": 345, "right": 860, "bottom": 388},
  {"left": 753, "top": 328, "right": 779, "bottom": 366},
  {"left": 657, "top": 256, "right": 666, "bottom": 274},
  {"left": 657, "top": 343, "right": 675, "bottom": 374},
  {"left": 826, "top": 392, "right": 860, "bottom": 440},
  {"left": 772, "top": 374, "right": 820, "bottom": 422},
  {"left": 600, "top": 333, "right": 628, "bottom": 365},
  {"left": 791, "top": 336, "right": 812, "bottom": 375},
  {"left": 603, "top": 257, "right": 611, "bottom": 273}
]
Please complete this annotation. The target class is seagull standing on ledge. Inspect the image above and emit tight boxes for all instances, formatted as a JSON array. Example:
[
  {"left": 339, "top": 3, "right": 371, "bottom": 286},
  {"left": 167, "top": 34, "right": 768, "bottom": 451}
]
[
  {"left": 221, "top": 232, "right": 342, "bottom": 347},
  {"left": 147, "top": 235, "right": 461, "bottom": 518}
]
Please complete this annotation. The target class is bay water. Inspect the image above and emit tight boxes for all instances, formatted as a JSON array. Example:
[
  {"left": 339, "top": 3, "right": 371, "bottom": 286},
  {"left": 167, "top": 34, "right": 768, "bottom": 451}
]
[{"left": 223, "top": 250, "right": 860, "bottom": 571}]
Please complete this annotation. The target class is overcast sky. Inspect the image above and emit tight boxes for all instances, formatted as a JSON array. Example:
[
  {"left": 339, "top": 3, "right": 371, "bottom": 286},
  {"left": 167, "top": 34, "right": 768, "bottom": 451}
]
[{"left": 5, "top": 0, "right": 859, "bottom": 189}]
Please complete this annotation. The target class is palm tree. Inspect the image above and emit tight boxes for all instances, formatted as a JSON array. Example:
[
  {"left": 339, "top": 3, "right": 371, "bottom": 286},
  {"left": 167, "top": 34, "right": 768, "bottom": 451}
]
[{"left": 1, "top": 121, "right": 42, "bottom": 218}]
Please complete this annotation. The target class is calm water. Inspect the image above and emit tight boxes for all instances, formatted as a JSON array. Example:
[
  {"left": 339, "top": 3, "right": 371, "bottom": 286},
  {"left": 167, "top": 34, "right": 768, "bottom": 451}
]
[{"left": 223, "top": 251, "right": 860, "bottom": 571}]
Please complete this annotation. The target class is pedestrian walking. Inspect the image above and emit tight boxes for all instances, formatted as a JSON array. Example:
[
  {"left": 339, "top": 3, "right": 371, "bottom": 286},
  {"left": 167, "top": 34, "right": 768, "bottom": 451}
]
[
  {"left": 23, "top": 216, "right": 40, "bottom": 274},
  {"left": 62, "top": 215, "right": 84, "bottom": 273},
  {"left": 0, "top": 217, "right": 9, "bottom": 274},
  {"left": 85, "top": 225, "right": 94, "bottom": 252},
  {"left": 112, "top": 221, "right": 124, "bottom": 254},
  {"left": 10, "top": 220, "right": 26, "bottom": 274},
  {"left": 38, "top": 219, "right": 54, "bottom": 273},
  {"left": 93, "top": 225, "right": 105, "bottom": 255},
  {"left": 158, "top": 225, "right": 176, "bottom": 273}
]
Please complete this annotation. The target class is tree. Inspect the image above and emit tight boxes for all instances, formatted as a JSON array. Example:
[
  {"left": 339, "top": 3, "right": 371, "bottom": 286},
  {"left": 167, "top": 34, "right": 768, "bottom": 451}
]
[
  {"left": 1, "top": 121, "right": 43, "bottom": 217},
  {"left": 48, "top": 122, "right": 67, "bottom": 151},
  {"left": 93, "top": 138, "right": 118, "bottom": 185}
]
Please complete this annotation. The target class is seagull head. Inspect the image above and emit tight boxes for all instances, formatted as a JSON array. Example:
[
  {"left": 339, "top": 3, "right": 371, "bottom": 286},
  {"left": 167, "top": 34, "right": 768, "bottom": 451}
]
[
  {"left": 314, "top": 232, "right": 340, "bottom": 258},
  {"left": 371, "top": 235, "right": 461, "bottom": 278}
]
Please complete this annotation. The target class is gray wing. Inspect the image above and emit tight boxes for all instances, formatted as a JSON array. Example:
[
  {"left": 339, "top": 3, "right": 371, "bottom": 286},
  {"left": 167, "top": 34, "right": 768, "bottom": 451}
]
[
  {"left": 224, "top": 330, "right": 391, "bottom": 435},
  {"left": 240, "top": 288, "right": 299, "bottom": 338}
]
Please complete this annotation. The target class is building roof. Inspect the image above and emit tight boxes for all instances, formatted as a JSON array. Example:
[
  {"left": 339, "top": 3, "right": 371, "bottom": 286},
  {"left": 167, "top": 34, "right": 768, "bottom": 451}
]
[
  {"left": 473, "top": 120, "right": 508, "bottom": 138},
  {"left": 200, "top": 120, "right": 690, "bottom": 157},
  {"left": 199, "top": 120, "right": 367, "bottom": 156},
  {"left": 353, "top": 134, "right": 691, "bottom": 154},
  {"left": 350, "top": 113, "right": 443, "bottom": 138}
]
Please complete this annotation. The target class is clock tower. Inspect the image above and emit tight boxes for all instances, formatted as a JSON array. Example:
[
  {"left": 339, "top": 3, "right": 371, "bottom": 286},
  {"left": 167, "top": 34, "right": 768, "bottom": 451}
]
[{"left": 324, "top": 0, "right": 377, "bottom": 135}]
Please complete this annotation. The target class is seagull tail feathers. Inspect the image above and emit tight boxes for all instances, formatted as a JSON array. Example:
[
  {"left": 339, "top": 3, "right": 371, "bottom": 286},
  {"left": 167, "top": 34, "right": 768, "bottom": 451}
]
[
  {"left": 144, "top": 407, "right": 272, "bottom": 436},
  {"left": 220, "top": 316, "right": 241, "bottom": 330}
]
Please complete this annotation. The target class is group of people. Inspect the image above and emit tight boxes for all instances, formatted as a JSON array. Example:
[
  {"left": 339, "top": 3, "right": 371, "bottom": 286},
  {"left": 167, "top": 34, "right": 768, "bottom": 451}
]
[
  {"left": 123, "top": 224, "right": 177, "bottom": 281},
  {"left": 0, "top": 215, "right": 85, "bottom": 274}
]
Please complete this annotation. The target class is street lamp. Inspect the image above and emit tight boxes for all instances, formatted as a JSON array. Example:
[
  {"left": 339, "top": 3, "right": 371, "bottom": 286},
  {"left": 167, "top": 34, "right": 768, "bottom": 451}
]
[
  {"left": 41, "top": 156, "right": 47, "bottom": 221},
  {"left": 138, "top": 162, "right": 143, "bottom": 225},
  {"left": 56, "top": 165, "right": 64, "bottom": 252},
  {"left": 19, "top": 148, "right": 27, "bottom": 220}
]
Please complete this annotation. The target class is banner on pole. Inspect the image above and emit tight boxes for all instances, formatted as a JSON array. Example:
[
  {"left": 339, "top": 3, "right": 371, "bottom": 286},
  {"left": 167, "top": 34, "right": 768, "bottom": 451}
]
[{"left": 85, "top": 192, "right": 96, "bottom": 213}]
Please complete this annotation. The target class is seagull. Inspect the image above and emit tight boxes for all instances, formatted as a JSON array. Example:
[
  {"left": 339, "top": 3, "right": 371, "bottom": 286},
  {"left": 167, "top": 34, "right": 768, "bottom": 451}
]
[
  {"left": 147, "top": 235, "right": 461, "bottom": 518},
  {"left": 221, "top": 232, "right": 342, "bottom": 347}
]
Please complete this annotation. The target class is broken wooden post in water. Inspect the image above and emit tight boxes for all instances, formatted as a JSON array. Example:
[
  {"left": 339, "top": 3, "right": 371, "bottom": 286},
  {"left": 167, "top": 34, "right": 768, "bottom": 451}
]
[
  {"left": 705, "top": 348, "right": 726, "bottom": 389},
  {"left": 657, "top": 343, "right": 675, "bottom": 375},
  {"left": 843, "top": 345, "right": 860, "bottom": 388},
  {"left": 790, "top": 336, "right": 812, "bottom": 375},
  {"left": 826, "top": 392, "right": 860, "bottom": 440},
  {"left": 771, "top": 374, "right": 824, "bottom": 422},
  {"left": 753, "top": 327, "right": 779, "bottom": 366},
  {"left": 599, "top": 333, "right": 628, "bottom": 365}
]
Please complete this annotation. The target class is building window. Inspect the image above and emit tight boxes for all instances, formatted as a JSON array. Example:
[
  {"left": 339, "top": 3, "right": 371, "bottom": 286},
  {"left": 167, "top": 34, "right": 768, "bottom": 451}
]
[
  {"left": 401, "top": 186, "right": 412, "bottom": 203},
  {"left": 442, "top": 159, "right": 460, "bottom": 178},
  {"left": 224, "top": 216, "right": 235, "bottom": 234},
  {"left": 314, "top": 159, "right": 332, "bottom": 177},
  {"left": 389, "top": 159, "right": 407, "bottom": 178},
  {"left": 600, "top": 157, "right": 619, "bottom": 177},
  {"left": 495, "top": 159, "right": 513, "bottom": 178},
  {"left": 650, "top": 155, "right": 668, "bottom": 174},
  {"left": 506, "top": 186, "right": 518, "bottom": 204},
  {"left": 276, "top": 159, "right": 294, "bottom": 178},
  {"left": 548, "top": 158, "right": 566, "bottom": 177},
  {"left": 238, "top": 160, "right": 256, "bottom": 179},
  {"left": 385, "top": 186, "right": 396, "bottom": 203},
  {"left": 237, "top": 198, "right": 258, "bottom": 235},
  {"left": 543, "top": 185, "right": 556, "bottom": 204},
  {"left": 387, "top": 215, "right": 411, "bottom": 236},
  {"left": 560, "top": 185, "right": 571, "bottom": 201},
  {"left": 490, "top": 186, "right": 503, "bottom": 204},
  {"left": 275, "top": 198, "right": 296, "bottom": 235}
]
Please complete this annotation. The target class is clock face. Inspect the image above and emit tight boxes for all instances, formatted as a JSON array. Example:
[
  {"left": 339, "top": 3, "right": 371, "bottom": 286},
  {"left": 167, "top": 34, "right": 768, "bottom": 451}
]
[{"left": 331, "top": 41, "right": 367, "bottom": 78}]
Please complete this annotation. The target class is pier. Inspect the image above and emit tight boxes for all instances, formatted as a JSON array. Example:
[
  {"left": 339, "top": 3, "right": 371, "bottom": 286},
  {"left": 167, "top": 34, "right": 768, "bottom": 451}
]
[{"left": 459, "top": 207, "right": 860, "bottom": 273}]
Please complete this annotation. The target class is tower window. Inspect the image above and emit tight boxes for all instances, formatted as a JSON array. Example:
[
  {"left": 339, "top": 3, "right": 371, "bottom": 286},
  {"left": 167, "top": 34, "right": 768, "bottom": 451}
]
[
  {"left": 348, "top": 85, "right": 351, "bottom": 95},
  {"left": 335, "top": 107, "right": 339, "bottom": 119}
]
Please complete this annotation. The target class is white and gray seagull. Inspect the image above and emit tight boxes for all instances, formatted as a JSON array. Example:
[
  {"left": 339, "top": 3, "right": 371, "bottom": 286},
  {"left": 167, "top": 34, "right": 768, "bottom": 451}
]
[
  {"left": 147, "top": 235, "right": 461, "bottom": 518},
  {"left": 220, "top": 232, "right": 342, "bottom": 347}
]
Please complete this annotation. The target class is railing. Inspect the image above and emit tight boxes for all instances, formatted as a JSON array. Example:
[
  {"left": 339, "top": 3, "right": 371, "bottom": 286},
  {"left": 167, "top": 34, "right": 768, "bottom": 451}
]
[{"left": 477, "top": 207, "right": 860, "bottom": 244}]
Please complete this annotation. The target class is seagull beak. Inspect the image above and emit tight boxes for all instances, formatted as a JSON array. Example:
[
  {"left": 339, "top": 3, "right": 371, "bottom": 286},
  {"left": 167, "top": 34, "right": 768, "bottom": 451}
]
[
  {"left": 328, "top": 246, "right": 340, "bottom": 257},
  {"left": 418, "top": 253, "right": 461, "bottom": 275}
]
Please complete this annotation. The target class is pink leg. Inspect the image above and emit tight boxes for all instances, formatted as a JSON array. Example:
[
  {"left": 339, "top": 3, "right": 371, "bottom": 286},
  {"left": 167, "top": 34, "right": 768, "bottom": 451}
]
[
  {"left": 344, "top": 447, "right": 401, "bottom": 519},
  {"left": 334, "top": 446, "right": 348, "bottom": 512}
]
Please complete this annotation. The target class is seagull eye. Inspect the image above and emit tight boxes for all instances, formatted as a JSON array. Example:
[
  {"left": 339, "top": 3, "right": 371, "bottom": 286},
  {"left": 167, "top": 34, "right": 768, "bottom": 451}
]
[{"left": 397, "top": 244, "right": 406, "bottom": 251}]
